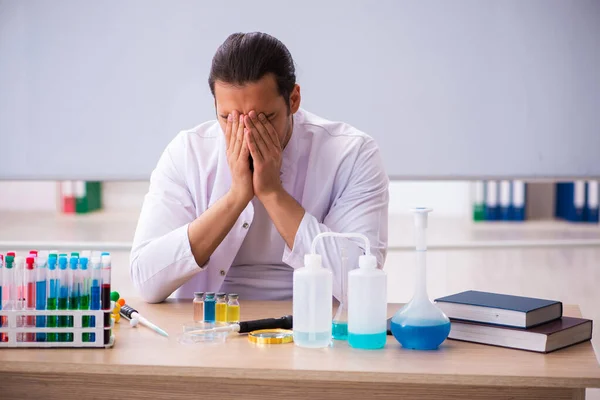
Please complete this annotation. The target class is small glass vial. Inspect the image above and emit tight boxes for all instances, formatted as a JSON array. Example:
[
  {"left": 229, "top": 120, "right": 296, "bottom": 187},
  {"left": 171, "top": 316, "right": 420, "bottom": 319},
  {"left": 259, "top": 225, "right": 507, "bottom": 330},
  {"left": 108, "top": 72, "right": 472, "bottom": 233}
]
[
  {"left": 193, "top": 292, "right": 204, "bottom": 322},
  {"left": 215, "top": 293, "right": 227, "bottom": 322},
  {"left": 227, "top": 294, "right": 240, "bottom": 323},
  {"left": 204, "top": 292, "right": 216, "bottom": 322}
]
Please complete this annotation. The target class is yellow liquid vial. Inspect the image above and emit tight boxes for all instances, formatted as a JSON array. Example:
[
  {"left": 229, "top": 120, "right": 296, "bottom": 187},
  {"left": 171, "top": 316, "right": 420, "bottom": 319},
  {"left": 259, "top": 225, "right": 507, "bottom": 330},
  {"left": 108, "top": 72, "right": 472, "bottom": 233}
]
[
  {"left": 227, "top": 305, "right": 240, "bottom": 323},
  {"left": 216, "top": 303, "right": 228, "bottom": 322}
]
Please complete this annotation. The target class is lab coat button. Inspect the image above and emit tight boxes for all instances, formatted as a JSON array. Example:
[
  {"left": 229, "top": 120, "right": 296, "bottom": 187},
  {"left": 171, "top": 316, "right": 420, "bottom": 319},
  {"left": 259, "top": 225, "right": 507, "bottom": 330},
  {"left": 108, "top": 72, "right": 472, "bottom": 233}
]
[
  {"left": 242, "top": 222, "right": 249, "bottom": 229},
  {"left": 220, "top": 270, "right": 226, "bottom": 276}
]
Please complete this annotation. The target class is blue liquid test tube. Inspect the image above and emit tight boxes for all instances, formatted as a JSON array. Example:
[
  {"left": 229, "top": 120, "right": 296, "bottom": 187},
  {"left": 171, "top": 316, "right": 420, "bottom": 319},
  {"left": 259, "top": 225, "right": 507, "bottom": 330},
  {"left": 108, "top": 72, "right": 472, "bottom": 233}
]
[
  {"left": 67, "top": 257, "right": 81, "bottom": 342},
  {"left": 35, "top": 257, "right": 47, "bottom": 341},
  {"left": 204, "top": 292, "right": 216, "bottom": 322},
  {"left": 89, "top": 257, "right": 102, "bottom": 343}
]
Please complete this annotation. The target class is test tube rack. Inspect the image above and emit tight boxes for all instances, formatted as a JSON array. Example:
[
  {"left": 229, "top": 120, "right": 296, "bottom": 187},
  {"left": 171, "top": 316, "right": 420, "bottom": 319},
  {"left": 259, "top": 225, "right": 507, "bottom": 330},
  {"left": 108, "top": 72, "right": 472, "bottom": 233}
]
[{"left": 0, "top": 310, "right": 115, "bottom": 348}]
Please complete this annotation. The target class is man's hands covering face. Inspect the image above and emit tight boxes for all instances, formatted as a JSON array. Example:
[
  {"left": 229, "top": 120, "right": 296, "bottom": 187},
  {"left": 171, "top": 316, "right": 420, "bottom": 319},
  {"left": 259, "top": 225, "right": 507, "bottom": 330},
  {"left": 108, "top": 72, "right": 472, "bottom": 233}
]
[
  {"left": 225, "top": 110, "right": 286, "bottom": 204},
  {"left": 243, "top": 110, "right": 284, "bottom": 201},
  {"left": 225, "top": 110, "right": 254, "bottom": 205}
]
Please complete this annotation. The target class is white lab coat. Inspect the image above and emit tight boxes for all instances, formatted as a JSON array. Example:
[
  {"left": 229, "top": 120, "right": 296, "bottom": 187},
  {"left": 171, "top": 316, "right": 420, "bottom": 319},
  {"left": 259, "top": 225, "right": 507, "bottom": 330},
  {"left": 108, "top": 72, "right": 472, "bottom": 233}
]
[{"left": 130, "top": 109, "right": 389, "bottom": 303}]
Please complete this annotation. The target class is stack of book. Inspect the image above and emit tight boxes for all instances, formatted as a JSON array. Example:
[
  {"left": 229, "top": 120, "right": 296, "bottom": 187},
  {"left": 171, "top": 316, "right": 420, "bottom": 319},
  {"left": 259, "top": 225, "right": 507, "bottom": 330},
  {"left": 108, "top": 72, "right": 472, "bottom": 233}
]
[{"left": 435, "top": 290, "right": 593, "bottom": 353}]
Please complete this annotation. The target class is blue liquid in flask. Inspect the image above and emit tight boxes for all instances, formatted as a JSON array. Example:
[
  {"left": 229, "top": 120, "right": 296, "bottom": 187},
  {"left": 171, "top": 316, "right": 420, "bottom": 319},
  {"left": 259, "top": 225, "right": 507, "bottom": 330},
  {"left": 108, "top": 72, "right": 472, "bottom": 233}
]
[
  {"left": 389, "top": 207, "right": 451, "bottom": 351},
  {"left": 332, "top": 321, "right": 348, "bottom": 340},
  {"left": 390, "top": 319, "right": 450, "bottom": 350}
]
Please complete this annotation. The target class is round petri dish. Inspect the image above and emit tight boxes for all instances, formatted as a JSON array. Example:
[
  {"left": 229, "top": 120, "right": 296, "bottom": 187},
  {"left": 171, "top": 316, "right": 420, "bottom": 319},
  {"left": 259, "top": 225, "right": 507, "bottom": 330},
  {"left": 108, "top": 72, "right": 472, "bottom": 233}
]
[
  {"left": 179, "top": 321, "right": 232, "bottom": 345},
  {"left": 248, "top": 329, "right": 294, "bottom": 345}
]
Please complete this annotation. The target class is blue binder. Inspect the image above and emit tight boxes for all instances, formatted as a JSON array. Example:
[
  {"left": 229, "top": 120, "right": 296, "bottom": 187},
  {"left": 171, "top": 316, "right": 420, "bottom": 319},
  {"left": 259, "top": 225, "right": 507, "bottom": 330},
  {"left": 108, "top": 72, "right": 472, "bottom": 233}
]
[
  {"left": 586, "top": 181, "right": 599, "bottom": 223},
  {"left": 499, "top": 180, "right": 511, "bottom": 220},
  {"left": 510, "top": 180, "right": 526, "bottom": 221},
  {"left": 484, "top": 181, "right": 499, "bottom": 221},
  {"left": 555, "top": 182, "right": 586, "bottom": 222}
]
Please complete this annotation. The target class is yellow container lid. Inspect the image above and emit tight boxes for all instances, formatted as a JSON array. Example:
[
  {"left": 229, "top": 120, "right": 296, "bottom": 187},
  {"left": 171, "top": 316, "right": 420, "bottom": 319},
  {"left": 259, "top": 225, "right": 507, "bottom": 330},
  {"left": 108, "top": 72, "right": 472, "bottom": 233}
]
[{"left": 248, "top": 329, "right": 294, "bottom": 345}]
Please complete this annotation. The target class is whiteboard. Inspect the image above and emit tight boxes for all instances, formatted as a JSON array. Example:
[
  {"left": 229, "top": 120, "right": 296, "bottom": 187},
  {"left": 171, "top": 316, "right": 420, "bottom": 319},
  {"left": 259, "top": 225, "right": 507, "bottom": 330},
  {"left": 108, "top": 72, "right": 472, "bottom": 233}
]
[{"left": 1, "top": 0, "right": 599, "bottom": 180}]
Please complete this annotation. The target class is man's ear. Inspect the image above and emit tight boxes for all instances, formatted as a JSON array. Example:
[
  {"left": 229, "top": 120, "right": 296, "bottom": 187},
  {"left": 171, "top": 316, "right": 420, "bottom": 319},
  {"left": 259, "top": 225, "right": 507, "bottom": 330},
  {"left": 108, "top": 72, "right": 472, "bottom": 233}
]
[{"left": 289, "top": 84, "right": 301, "bottom": 114}]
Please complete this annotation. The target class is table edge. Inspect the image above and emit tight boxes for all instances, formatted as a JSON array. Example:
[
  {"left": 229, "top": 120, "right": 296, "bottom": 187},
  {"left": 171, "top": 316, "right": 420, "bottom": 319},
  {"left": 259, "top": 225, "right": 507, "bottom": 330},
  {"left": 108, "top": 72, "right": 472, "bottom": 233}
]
[{"left": 1, "top": 361, "right": 600, "bottom": 389}]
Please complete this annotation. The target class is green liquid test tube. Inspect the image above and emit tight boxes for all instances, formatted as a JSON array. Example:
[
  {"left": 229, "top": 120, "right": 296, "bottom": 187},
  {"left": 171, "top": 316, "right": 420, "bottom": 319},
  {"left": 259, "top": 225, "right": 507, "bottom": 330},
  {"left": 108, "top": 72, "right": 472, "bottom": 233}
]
[
  {"left": 58, "top": 256, "right": 69, "bottom": 342},
  {"left": 79, "top": 257, "right": 91, "bottom": 342},
  {"left": 46, "top": 256, "right": 59, "bottom": 342}
]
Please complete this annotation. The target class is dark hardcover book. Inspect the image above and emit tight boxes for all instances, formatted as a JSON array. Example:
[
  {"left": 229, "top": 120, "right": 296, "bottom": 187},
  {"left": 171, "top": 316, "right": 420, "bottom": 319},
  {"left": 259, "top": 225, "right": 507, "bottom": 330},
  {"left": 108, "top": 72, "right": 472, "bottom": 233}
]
[
  {"left": 434, "top": 290, "right": 562, "bottom": 328},
  {"left": 448, "top": 317, "right": 592, "bottom": 353}
]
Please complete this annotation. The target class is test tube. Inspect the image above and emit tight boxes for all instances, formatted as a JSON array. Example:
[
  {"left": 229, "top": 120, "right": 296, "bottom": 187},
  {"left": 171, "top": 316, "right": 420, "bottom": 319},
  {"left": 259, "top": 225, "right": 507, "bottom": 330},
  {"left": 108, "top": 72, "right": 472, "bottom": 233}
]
[
  {"left": 204, "top": 292, "right": 216, "bottom": 322},
  {"left": 15, "top": 255, "right": 24, "bottom": 310},
  {"left": 193, "top": 292, "right": 204, "bottom": 322},
  {"left": 3, "top": 256, "right": 16, "bottom": 311},
  {"left": 101, "top": 255, "right": 111, "bottom": 345},
  {"left": 46, "top": 256, "right": 59, "bottom": 342},
  {"left": 215, "top": 293, "right": 227, "bottom": 322},
  {"left": 67, "top": 257, "right": 80, "bottom": 342},
  {"left": 90, "top": 256, "right": 102, "bottom": 343},
  {"left": 24, "top": 257, "right": 36, "bottom": 342},
  {"left": 79, "top": 257, "right": 91, "bottom": 342},
  {"left": 0, "top": 255, "right": 4, "bottom": 342},
  {"left": 14, "top": 257, "right": 25, "bottom": 342},
  {"left": 35, "top": 256, "right": 47, "bottom": 342},
  {"left": 58, "top": 256, "right": 69, "bottom": 342}
]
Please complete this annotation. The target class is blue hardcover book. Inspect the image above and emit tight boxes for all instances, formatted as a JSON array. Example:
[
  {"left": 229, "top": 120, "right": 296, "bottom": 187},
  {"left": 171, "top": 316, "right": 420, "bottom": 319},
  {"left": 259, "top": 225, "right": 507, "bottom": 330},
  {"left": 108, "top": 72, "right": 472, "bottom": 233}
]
[
  {"left": 586, "top": 181, "right": 599, "bottom": 223},
  {"left": 434, "top": 290, "right": 562, "bottom": 328},
  {"left": 484, "top": 181, "right": 499, "bottom": 221}
]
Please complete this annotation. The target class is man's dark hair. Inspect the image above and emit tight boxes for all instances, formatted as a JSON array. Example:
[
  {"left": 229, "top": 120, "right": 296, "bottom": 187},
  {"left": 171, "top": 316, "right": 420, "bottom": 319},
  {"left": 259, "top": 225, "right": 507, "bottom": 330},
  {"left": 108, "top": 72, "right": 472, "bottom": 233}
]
[{"left": 209, "top": 32, "right": 296, "bottom": 108}]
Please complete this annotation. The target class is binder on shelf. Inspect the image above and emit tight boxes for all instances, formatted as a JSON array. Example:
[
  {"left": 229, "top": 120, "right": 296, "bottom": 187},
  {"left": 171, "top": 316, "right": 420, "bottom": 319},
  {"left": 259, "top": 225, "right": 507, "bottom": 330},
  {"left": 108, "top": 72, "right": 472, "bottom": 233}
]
[
  {"left": 499, "top": 180, "right": 511, "bottom": 221},
  {"left": 484, "top": 181, "right": 499, "bottom": 221},
  {"left": 555, "top": 182, "right": 566, "bottom": 220},
  {"left": 75, "top": 181, "right": 103, "bottom": 214},
  {"left": 555, "top": 181, "right": 586, "bottom": 222},
  {"left": 586, "top": 181, "right": 599, "bottom": 223},
  {"left": 472, "top": 181, "right": 485, "bottom": 222},
  {"left": 510, "top": 180, "right": 526, "bottom": 221},
  {"left": 61, "top": 181, "right": 75, "bottom": 214},
  {"left": 75, "top": 181, "right": 88, "bottom": 213}
]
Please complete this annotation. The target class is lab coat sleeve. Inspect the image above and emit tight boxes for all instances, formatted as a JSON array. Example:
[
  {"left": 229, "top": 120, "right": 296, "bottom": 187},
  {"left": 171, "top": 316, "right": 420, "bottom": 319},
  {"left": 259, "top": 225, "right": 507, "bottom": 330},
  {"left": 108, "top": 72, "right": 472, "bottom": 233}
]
[
  {"left": 130, "top": 133, "right": 202, "bottom": 303},
  {"left": 282, "top": 138, "right": 389, "bottom": 300}
]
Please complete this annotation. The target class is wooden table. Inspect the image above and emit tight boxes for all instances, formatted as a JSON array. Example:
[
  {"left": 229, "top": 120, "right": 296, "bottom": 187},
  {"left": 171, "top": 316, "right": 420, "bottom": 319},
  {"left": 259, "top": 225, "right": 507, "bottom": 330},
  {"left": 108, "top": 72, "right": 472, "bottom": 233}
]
[{"left": 1, "top": 300, "right": 599, "bottom": 399}]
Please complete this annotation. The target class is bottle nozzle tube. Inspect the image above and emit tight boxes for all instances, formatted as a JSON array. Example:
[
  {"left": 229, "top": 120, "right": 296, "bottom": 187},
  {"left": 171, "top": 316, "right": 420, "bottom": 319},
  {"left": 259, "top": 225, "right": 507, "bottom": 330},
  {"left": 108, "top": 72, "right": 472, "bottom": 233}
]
[{"left": 310, "top": 232, "right": 371, "bottom": 256}]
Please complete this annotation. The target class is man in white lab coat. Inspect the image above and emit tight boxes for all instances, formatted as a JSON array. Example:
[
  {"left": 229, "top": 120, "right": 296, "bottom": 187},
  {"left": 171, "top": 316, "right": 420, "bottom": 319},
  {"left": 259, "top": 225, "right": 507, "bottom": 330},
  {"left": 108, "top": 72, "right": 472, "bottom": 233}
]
[{"left": 130, "top": 32, "right": 389, "bottom": 303}]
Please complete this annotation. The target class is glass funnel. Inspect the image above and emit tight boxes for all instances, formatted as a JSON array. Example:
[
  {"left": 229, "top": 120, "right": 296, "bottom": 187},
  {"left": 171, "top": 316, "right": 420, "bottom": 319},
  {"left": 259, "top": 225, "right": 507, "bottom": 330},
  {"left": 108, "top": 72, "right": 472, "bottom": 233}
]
[{"left": 390, "top": 208, "right": 450, "bottom": 350}]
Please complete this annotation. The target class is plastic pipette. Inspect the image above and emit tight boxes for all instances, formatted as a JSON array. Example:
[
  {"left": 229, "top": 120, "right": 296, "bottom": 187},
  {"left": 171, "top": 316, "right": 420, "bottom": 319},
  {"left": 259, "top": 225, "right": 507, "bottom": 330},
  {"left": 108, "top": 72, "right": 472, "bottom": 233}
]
[
  {"left": 185, "top": 315, "right": 293, "bottom": 336},
  {"left": 120, "top": 304, "right": 169, "bottom": 337}
]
